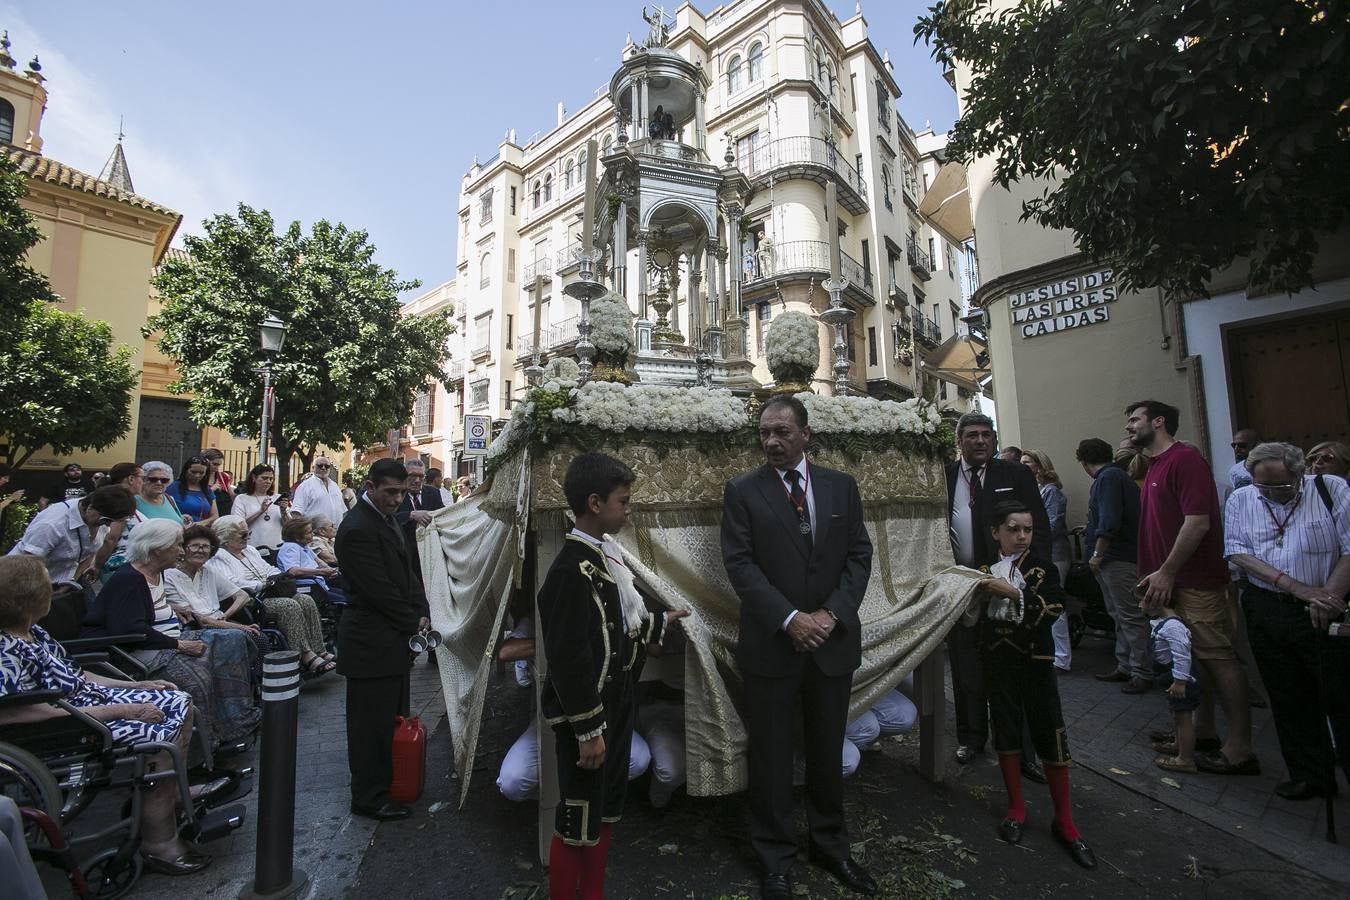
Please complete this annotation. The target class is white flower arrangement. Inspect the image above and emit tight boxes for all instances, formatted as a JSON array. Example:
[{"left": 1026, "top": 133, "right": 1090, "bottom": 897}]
[
  {"left": 764, "top": 311, "right": 820, "bottom": 380},
  {"left": 795, "top": 393, "right": 944, "bottom": 436},
  {"left": 544, "top": 356, "right": 580, "bottom": 381},
  {"left": 588, "top": 291, "right": 635, "bottom": 357},
  {"left": 549, "top": 381, "right": 747, "bottom": 433}
]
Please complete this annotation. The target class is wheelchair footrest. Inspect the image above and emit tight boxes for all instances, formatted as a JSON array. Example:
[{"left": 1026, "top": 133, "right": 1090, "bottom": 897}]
[{"left": 185, "top": 803, "right": 246, "bottom": 843}]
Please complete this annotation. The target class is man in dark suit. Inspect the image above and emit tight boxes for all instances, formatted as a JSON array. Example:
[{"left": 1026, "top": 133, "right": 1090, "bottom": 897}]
[
  {"left": 394, "top": 458, "right": 445, "bottom": 534},
  {"left": 722, "top": 396, "right": 877, "bottom": 900},
  {"left": 946, "top": 412, "right": 1055, "bottom": 775},
  {"left": 335, "top": 458, "right": 430, "bottom": 820}
]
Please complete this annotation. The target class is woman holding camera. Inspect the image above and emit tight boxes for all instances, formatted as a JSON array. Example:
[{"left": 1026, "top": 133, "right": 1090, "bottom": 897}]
[
  {"left": 206, "top": 516, "right": 335, "bottom": 675},
  {"left": 230, "top": 464, "right": 290, "bottom": 554}
]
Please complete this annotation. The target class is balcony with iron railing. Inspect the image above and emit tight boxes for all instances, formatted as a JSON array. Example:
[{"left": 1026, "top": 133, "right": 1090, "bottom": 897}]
[
  {"left": 523, "top": 257, "right": 552, "bottom": 284},
  {"left": 447, "top": 360, "right": 465, "bottom": 383},
  {"left": 912, "top": 310, "right": 942, "bottom": 347},
  {"left": 517, "top": 315, "right": 581, "bottom": 358},
  {"left": 745, "top": 137, "right": 868, "bottom": 215},
  {"left": 743, "top": 240, "right": 874, "bottom": 305},
  {"left": 906, "top": 237, "right": 932, "bottom": 282}
]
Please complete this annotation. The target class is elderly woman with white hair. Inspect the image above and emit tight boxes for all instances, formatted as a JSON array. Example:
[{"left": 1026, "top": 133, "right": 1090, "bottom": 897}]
[
  {"left": 308, "top": 514, "right": 339, "bottom": 567},
  {"left": 1225, "top": 441, "right": 1350, "bottom": 800},
  {"left": 207, "top": 516, "right": 335, "bottom": 675},
  {"left": 136, "top": 460, "right": 191, "bottom": 526},
  {"left": 83, "top": 519, "right": 261, "bottom": 751}
]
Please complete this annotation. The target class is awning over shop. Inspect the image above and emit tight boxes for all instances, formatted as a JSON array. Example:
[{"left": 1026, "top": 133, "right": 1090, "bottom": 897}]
[
  {"left": 922, "top": 329, "right": 989, "bottom": 395},
  {"left": 918, "top": 161, "right": 972, "bottom": 246}
]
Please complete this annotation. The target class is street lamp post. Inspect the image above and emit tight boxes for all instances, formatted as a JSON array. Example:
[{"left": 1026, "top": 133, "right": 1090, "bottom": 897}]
[{"left": 257, "top": 313, "right": 288, "bottom": 467}]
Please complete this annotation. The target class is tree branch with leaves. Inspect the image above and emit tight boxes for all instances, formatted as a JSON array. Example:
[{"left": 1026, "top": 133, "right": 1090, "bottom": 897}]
[{"left": 916, "top": 0, "right": 1350, "bottom": 298}]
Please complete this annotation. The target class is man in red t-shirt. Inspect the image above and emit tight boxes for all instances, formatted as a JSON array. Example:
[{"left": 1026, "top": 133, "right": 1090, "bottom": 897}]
[{"left": 1127, "top": 400, "right": 1257, "bottom": 776}]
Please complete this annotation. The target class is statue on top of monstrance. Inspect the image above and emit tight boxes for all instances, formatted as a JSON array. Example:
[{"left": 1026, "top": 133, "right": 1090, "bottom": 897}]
[{"left": 641, "top": 5, "right": 672, "bottom": 48}]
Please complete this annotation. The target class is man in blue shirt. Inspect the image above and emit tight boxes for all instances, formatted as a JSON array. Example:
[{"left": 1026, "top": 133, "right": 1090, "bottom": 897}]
[{"left": 1076, "top": 438, "right": 1154, "bottom": 692}]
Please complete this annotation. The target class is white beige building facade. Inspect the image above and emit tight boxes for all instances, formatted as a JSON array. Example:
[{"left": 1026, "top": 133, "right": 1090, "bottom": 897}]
[{"left": 413, "top": 0, "right": 983, "bottom": 478}]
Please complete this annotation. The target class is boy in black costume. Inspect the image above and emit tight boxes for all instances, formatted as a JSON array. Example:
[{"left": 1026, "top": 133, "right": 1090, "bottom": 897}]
[
  {"left": 537, "top": 452, "right": 688, "bottom": 899},
  {"left": 973, "top": 500, "right": 1097, "bottom": 870}
]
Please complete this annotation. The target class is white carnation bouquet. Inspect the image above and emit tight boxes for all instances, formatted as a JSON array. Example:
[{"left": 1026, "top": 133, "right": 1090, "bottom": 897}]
[
  {"left": 764, "top": 310, "right": 820, "bottom": 383},
  {"left": 795, "top": 393, "right": 943, "bottom": 436},
  {"left": 588, "top": 291, "right": 635, "bottom": 360}
]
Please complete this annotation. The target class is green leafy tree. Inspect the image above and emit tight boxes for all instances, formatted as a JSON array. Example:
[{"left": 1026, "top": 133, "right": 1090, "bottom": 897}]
[
  {"left": 148, "top": 204, "right": 454, "bottom": 488},
  {"left": 0, "top": 153, "right": 60, "bottom": 342},
  {"left": 916, "top": 0, "right": 1350, "bottom": 297},
  {"left": 0, "top": 299, "right": 139, "bottom": 469}
]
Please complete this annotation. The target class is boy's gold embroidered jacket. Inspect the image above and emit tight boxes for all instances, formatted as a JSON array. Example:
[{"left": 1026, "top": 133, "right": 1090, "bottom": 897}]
[
  {"left": 977, "top": 550, "right": 1066, "bottom": 661},
  {"left": 537, "top": 535, "right": 667, "bottom": 738}
]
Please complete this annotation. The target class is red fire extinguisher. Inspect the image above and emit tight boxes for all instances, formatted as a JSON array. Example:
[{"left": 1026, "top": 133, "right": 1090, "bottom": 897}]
[{"left": 389, "top": 716, "right": 426, "bottom": 805}]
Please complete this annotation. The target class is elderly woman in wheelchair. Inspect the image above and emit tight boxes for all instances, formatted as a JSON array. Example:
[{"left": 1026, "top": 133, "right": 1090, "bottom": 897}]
[{"left": 0, "top": 556, "right": 215, "bottom": 876}]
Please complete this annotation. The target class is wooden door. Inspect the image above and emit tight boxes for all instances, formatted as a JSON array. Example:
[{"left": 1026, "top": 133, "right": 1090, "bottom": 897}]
[
  {"left": 135, "top": 397, "right": 202, "bottom": 470},
  {"left": 1228, "top": 309, "right": 1350, "bottom": 449}
]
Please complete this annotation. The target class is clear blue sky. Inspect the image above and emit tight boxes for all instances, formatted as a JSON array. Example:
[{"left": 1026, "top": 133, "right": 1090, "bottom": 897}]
[{"left": 3, "top": 1, "right": 954, "bottom": 298}]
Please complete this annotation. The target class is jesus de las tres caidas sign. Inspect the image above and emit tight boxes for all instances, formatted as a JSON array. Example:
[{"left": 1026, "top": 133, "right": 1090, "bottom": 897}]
[{"left": 1008, "top": 268, "right": 1117, "bottom": 339}]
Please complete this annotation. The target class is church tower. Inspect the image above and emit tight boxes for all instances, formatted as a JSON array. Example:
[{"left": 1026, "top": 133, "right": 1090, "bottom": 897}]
[{"left": 0, "top": 31, "right": 47, "bottom": 152}]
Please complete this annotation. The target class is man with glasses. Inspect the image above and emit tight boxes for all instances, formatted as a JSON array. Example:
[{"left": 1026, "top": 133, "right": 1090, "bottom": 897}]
[
  {"left": 291, "top": 456, "right": 348, "bottom": 527},
  {"left": 1128, "top": 399, "right": 1258, "bottom": 776},
  {"left": 1225, "top": 442, "right": 1350, "bottom": 799},
  {"left": 6, "top": 485, "right": 136, "bottom": 582},
  {"left": 1228, "top": 428, "right": 1261, "bottom": 491}
]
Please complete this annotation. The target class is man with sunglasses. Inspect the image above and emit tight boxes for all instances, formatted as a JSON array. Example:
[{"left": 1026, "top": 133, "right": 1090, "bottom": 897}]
[
  {"left": 290, "top": 456, "right": 348, "bottom": 527},
  {"left": 1227, "top": 428, "right": 1261, "bottom": 491},
  {"left": 6, "top": 485, "right": 136, "bottom": 582},
  {"left": 1225, "top": 442, "right": 1350, "bottom": 800}
]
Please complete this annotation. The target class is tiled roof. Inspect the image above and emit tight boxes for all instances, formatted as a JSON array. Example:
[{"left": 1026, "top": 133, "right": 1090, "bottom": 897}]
[
  {"left": 4, "top": 145, "right": 178, "bottom": 218},
  {"left": 98, "top": 140, "right": 134, "bottom": 193}
]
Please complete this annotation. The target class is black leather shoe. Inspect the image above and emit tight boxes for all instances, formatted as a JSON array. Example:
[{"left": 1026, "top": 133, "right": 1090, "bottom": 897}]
[
  {"left": 1052, "top": 827, "right": 1097, "bottom": 870},
  {"left": 350, "top": 802, "right": 411, "bottom": 821},
  {"left": 809, "top": 853, "right": 878, "bottom": 896},
  {"left": 955, "top": 744, "right": 980, "bottom": 764},
  {"left": 1276, "top": 780, "right": 1338, "bottom": 801},
  {"left": 142, "top": 849, "right": 212, "bottom": 876},
  {"left": 1094, "top": 669, "right": 1129, "bottom": 683},
  {"left": 761, "top": 872, "right": 791, "bottom": 900},
  {"left": 998, "top": 817, "right": 1023, "bottom": 844},
  {"left": 1021, "top": 760, "right": 1047, "bottom": 784},
  {"left": 1121, "top": 677, "right": 1153, "bottom": 694}
]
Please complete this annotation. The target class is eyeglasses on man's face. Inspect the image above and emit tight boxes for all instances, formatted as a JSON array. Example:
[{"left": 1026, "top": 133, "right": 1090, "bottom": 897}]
[{"left": 314, "top": 463, "right": 331, "bottom": 470}]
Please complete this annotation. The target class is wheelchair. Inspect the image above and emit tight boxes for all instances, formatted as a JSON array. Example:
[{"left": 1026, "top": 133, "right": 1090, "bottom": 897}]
[{"left": 0, "top": 583, "right": 252, "bottom": 898}]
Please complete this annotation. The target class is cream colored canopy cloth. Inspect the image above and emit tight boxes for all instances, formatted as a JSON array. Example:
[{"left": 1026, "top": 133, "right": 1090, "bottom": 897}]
[{"left": 423, "top": 442, "right": 982, "bottom": 802}]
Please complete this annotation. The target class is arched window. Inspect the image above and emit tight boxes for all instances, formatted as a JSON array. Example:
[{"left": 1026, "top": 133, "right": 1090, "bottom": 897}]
[
  {"left": 727, "top": 54, "right": 743, "bottom": 94},
  {"left": 747, "top": 42, "right": 764, "bottom": 82},
  {"left": 815, "top": 43, "right": 826, "bottom": 82},
  {"left": 531, "top": 180, "right": 541, "bottom": 209},
  {"left": 826, "top": 61, "right": 837, "bottom": 95},
  {"left": 578, "top": 148, "right": 588, "bottom": 178},
  {"left": 563, "top": 158, "right": 575, "bottom": 190},
  {"left": 601, "top": 134, "right": 613, "bottom": 153},
  {"left": 543, "top": 173, "right": 553, "bottom": 203},
  {"left": 480, "top": 252, "right": 492, "bottom": 288},
  {"left": 0, "top": 99, "right": 13, "bottom": 145},
  {"left": 881, "top": 164, "right": 892, "bottom": 199}
]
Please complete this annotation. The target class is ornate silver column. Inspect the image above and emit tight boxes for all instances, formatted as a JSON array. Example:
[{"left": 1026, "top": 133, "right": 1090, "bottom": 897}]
[
  {"left": 565, "top": 250, "right": 607, "bottom": 383},
  {"left": 640, "top": 76, "right": 650, "bottom": 141},
  {"left": 635, "top": 228, "right": 652, "bottom": 352},
  {"left": 612, "top": 201, "right": 628, "bottom": 295},
  {"left": 630, "top": 78, "right": 641, "bottom": 142},
  {"left": 687, "top": 251, "right": 703, "bottom": 348},
  {"left": 694, "top": 90, "right": 706, "bottom": 155},
  {"left": 819, "top": 278, "right": 855, "bottom": 396},
  {"left": 704, "top": 240, "right": 723, "bottom": 360}
]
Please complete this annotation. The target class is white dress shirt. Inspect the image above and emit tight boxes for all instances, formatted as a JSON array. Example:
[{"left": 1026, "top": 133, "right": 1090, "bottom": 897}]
[
  {"left": 231, "top": 493, "right": 285, "bottom": 549},
  {"left": 1223, "top": 474, "right": 1350, "bottom": 590},
  {"left": 6, "top": 499, "right": 107, "bottom": 582},
  {"left": 1150, "top": 617, "right": 1195, "bottom": 683},
  {"left": 164, "top": 566, "right": 240, "bottom": 619},
  {"left": 290, "top": 475, "right": 347, "bottom": 526},
  {"left": 774, "top": 457, "right": 816, "bottom": 630},
  {"left": 950, "top": 460, "right": 982, "bottom": 567}
]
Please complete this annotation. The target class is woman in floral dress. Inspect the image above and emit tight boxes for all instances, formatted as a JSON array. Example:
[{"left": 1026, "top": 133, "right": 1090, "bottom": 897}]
[{"left": 0, "top": 556, "right": 212, "bottom": 875}]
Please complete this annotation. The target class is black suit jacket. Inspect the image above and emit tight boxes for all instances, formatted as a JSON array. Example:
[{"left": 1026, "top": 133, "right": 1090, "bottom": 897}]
[
  {"left": 945, "top": 458, "right": 1058, "bottom": 586},
  {"left": 334, "top": 498, "right": 430, "bottom": 678},
  {"left": 394, "top": 486, "right": 444, "bottom": 522},
  {"left": 721, "top": 462, "right": 872, "bottom": 678}
]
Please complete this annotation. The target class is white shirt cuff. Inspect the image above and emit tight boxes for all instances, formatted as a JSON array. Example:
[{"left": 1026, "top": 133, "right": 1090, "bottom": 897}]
[{"left": 781, "top": 610, "right": 797, "bottom": 631}]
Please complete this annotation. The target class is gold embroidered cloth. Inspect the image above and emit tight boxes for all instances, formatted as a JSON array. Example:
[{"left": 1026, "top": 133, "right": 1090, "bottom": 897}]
[{"left": 434, "top": 442, "right": 980, "bottom": 799}]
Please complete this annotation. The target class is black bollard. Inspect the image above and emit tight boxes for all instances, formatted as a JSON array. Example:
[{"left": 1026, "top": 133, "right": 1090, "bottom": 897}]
[{"left": 242, "top": 650, "right": 309, "bottom": 899}]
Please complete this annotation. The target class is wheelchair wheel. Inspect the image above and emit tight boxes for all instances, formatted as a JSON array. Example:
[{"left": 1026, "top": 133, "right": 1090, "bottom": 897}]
[
  {"left": 0, "top": 740, "right": 63, "bottom": 836},
  {"left": 1068, "top": 612, "right": 1086, "bottom": 649},
  {"left": 82, "top": 846, "right": 144, "bottom": 900}
]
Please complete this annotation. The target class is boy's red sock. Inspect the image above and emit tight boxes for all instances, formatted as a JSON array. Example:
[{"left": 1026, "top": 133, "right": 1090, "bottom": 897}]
[
  {"left": 578, "top": 824, "right": 612, "bottom": 900},
  {"left": 998, "top": 752, "right": 1026, "bottom": 823},
  {"left": 1045, "top": 764, "right": 1081, "bottom": 841},
  {"left": 549, "top": 834, "right": 582, "bottom": 900}
]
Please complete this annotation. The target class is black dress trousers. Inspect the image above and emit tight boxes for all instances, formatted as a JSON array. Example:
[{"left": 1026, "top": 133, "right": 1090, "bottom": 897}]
[{"left": 345, "top": 673, "right": 411, "bottom": 810}]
